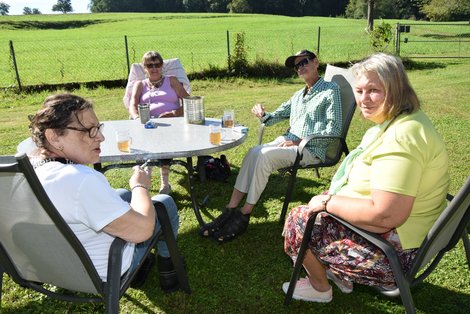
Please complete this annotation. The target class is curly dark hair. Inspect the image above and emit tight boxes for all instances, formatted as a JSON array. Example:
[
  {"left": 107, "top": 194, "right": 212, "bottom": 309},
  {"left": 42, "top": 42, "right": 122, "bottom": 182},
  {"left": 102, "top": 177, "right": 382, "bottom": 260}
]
[{"left": 29, "top": 93, "right": 93, "bottom": 149}]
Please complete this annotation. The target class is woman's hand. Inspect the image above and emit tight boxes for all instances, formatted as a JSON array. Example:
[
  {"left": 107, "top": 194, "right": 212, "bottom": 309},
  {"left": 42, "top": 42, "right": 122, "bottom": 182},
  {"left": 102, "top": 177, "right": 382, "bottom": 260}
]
[
  {"left": 308, "top": 195, "right": 325, "bottom": 213},
  {"left": 129, "top": 165, "right": 152, "bottom": 190},
  {"left": 251, "top": 103, "right": 265, "bottom": 118}
]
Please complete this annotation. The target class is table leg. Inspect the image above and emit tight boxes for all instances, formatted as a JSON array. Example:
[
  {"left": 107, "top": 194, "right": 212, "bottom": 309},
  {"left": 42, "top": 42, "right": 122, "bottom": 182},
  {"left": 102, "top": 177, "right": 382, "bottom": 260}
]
[
  {"left": 196, "top": 156, "right": 206, "bottom": 182},
  {"left": 185, "top": 157, "right": 205, "bottom": 226}
]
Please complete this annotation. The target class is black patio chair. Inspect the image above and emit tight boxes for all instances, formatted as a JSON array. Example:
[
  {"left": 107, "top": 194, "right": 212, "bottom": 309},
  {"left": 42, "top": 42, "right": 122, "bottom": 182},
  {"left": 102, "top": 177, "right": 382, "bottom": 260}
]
[
  {"left": 0, "top": 153, "right": 190, "bottom": 313},
  {"left": 284, "top": 175, "right": 470, "bottom": 313}
]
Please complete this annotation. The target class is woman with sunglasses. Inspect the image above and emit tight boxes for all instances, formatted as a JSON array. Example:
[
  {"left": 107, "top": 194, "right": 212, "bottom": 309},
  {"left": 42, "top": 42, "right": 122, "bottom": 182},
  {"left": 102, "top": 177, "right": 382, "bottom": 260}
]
[
  {"left": 199, "top": 49, "right": 343, "bottom": 244},
  {"left": 129, "top": 51, "right": 190, "bottom": 195},
  {"left": 28, "top": 93, "right": 182, "bottom": 293}
]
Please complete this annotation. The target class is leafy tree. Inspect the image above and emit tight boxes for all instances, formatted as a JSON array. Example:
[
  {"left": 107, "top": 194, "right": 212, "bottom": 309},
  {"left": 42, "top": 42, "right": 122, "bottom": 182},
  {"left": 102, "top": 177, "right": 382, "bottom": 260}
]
[
  {"left": 52, "top": 0, "right": 73, "bottom": 14},
  {"left": 207, "top": 0, "right": 230, "bottom": 12},
  {"left": 420, "top": 0, "right": 470, "bottom": 21},
  {"left": 24, "top": 7, "right": 41, "bottom": 15},
  {"left": 183, "top": 0, "right": 207, "bottom": 12},
  {"left": 0, "top": 1, "right": 10, "bottom": 15},
  {"left": 228, "top": 0, "right": 252, "bottom": 13}
]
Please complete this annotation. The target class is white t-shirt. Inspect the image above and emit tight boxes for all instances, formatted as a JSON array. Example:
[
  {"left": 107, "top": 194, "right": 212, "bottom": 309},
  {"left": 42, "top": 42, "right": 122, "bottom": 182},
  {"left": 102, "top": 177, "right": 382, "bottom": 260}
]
[{"left": 35, "top": 161, "right": 135, "bottom": 281}]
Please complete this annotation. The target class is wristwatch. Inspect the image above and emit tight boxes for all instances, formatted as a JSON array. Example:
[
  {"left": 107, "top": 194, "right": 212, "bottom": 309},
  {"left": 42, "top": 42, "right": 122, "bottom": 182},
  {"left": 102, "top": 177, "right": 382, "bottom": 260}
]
[{"left": 321, "top": 194, "right": 333, "bottom": 212}]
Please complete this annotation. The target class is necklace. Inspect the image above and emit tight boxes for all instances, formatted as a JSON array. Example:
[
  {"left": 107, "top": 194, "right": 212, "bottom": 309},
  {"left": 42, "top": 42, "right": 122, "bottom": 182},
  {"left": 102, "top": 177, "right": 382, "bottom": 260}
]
[{"left": 149, "top": 77, "right": 164, "bottom": 90}]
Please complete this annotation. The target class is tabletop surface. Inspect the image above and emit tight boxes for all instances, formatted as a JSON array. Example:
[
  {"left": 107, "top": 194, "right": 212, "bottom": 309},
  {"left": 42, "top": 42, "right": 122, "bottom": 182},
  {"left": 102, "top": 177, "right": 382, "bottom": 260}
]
[{"left": 18, "top": 117, "right": 248, "bottom": 163}]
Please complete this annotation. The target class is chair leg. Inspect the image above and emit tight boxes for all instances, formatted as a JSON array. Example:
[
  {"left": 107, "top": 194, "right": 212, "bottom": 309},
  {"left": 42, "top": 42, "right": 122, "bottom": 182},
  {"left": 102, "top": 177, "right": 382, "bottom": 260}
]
[
  {"left": 462, "top": 228, "right": 470, "bottom": 269},
  {"left": 315, "top": 168, "right": 320, "bottom": 178},
  {"left": 284, "top": 213, "right": 318, "bottom": 306},
  {"left": 154, "top": 202, "right": 191, "bottom": 294},
  {"left": 0, "top": 266, "right": 3, "bottom": 307},
  {"left": 280, "top": 169, "right": 298, "bottom": 224}
]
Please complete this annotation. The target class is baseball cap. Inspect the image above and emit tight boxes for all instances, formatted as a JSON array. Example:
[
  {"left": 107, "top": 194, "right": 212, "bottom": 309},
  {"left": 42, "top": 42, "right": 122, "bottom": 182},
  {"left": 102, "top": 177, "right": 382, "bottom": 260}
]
[{"left": 285, "top": 49, "right": 317, "bottom": 68}]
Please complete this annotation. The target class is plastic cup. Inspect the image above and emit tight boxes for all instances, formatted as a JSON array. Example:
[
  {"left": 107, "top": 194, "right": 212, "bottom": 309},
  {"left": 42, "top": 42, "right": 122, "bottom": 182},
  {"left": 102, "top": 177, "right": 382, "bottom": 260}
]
[
  {"left": 209, "top": 124, "right": 222, "bottom": 145},
  {"left": 116, "top": 130, "right": 132, "bottom": 152},
  {"left": 223, "top": 109, "right": 234, "bottom": 128}
]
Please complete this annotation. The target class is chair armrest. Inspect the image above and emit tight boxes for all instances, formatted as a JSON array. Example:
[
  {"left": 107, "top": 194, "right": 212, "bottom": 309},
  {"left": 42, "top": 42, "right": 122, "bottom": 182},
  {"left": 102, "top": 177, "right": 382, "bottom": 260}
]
[
  {"left": 322, "top": 212, "right": 401, "bottom": 267},
  {"left": 298, "top": 134, "right": 343, "bottom": 155}
]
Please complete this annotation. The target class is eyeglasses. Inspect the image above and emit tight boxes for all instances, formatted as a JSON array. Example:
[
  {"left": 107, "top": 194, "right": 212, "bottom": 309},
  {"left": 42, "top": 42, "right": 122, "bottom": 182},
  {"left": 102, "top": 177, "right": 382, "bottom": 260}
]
[
  {"left": 144, "top": 62, "right": 163, "bottom": 69},
  {"left": 64, "top": 123, "right": 104, "bottom": 138},
  {"left": 294, "top": 58, "right": 312, "bottom": 71}
]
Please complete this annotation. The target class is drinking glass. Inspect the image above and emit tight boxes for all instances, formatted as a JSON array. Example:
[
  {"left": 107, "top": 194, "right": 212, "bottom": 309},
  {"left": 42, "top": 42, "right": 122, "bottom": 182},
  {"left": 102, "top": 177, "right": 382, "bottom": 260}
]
[
  {"left": 209, "top": 124, "right": 222, "bottom": 145},
  {"left": 223, "top": 109, "right": 234, "bottom": 128},
  {"left": 116, "top": 130, "right": 132, "bottom": 152}
]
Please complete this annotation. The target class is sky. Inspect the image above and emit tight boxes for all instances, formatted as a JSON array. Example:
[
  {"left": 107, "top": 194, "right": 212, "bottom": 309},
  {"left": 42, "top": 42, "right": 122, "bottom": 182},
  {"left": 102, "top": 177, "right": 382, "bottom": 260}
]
[{"left": 5, "top": 0, "right": 90, "bottom": 15}]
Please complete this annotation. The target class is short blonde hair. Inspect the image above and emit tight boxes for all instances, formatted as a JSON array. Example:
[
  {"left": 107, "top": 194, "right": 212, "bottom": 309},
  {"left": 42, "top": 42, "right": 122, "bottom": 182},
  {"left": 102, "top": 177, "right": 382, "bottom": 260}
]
[
  {"left": 351, "top": 53, "right": 420, "bottom": 120},
  {"left": 141, "top": 51, "right": 163, "bottom": 65}
]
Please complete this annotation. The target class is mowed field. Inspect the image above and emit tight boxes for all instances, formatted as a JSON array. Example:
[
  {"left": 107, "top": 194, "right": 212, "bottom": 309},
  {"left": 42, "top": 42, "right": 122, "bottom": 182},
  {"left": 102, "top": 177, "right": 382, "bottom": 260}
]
[{"left": 1, "top": 13, "right": 468, "bottom": 87}]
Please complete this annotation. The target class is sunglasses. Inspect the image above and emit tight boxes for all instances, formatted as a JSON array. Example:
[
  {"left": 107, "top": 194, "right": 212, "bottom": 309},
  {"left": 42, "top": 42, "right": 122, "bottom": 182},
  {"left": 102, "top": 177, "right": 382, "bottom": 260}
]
[
  {"left": 294, "top": 58, "right": 312, "bottom": 71},
  {"left": 144, "top": 62, "right": 163, "bottom": 69}
]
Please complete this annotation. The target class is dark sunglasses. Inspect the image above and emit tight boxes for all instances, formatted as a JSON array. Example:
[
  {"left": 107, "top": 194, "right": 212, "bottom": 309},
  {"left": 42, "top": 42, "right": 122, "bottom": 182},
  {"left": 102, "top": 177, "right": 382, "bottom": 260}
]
[
  {"left": 144, "top": 62, "right": 163, "bottom": 69},
  {"left": 64, "top": 123, "right": 104, "bottom": 138},
  {"left": 294, "top": 58, "right": 312, "bottom": 71}
]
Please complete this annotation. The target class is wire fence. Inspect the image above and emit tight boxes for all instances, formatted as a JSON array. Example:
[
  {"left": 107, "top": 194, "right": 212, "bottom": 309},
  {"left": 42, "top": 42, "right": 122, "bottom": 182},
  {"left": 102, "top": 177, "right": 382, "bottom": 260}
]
[{"left": 1, "top": 23, "right": 468, "bottom": 90}]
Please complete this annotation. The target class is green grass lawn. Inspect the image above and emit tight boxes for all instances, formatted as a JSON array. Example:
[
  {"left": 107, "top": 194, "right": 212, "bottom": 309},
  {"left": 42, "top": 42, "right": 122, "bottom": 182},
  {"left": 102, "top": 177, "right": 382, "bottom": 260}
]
[{"left": 0, "top": 58, "right": 469, "bottom": 312}]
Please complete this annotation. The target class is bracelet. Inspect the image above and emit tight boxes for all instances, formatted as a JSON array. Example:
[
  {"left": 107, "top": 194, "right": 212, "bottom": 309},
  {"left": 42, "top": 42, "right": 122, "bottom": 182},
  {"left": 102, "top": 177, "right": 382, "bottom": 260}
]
[
  {"left": 131, "top": 184, "right": 148, "bottom": 192},
  {"left": 321, "top": 194, "right": 333, "bottom": 212}
]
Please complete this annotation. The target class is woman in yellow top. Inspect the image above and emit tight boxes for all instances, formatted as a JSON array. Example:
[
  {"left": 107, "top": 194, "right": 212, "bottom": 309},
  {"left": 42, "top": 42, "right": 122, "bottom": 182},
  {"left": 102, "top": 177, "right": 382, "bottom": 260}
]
[{"left": 282, "top": 53, "right": 449, "bottom": 303}]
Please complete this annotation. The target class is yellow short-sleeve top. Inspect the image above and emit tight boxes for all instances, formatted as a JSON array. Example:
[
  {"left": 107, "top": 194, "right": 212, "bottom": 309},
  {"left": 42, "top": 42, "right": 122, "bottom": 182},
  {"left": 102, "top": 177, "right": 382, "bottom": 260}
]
[{"left": 337, "top": 110, "right": 449, "bottom": 249}]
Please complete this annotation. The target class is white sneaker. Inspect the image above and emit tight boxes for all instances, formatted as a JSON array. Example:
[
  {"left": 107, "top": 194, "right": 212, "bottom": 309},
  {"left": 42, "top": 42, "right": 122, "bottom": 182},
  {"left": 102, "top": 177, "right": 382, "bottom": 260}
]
[
  {"left": 159, "top": 185, "right": 172, "bottom": 195},
  {"left": 282, "top": 277, "right": 333, "bottom": 303},
  {"left": 326, "top": 269, "right": 353, "bottom": 294}
]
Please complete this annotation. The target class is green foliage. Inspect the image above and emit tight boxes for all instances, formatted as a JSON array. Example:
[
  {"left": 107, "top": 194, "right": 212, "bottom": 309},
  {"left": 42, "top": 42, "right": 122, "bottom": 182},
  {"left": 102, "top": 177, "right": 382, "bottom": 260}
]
[
  {"left": 23, "top": 7, "right": 42, "bottom": 15},
  {"left": 370, "top": 20, "right": 393, "bottom": 52},
  {"left": 0, "top": 1, "right": 10, "bottom": 15},
  {"left": 420, "top": 0, "right": 470, "bottom": 21},
  {"left": 52, "top": 0, "right": 73, "bottom": 14},
  {"left": 229, "top": 32, "right": 249, "bottom": 76},
  {"left": 228, "top": 0, "right": 252, "bottom": 13}
]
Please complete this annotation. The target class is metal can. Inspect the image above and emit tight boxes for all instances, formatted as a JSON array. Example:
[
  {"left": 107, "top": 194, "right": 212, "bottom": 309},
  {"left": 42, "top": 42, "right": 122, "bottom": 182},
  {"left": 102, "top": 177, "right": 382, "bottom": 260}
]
[{"left": 138, "top": 103, "right": 150, "bottom": 124}]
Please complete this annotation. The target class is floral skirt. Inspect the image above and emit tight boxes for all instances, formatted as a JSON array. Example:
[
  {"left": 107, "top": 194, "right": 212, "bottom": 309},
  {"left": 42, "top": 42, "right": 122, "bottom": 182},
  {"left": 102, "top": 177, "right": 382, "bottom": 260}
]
[{"left": 283, "top": 205, "right": 418, "bottom": 289}]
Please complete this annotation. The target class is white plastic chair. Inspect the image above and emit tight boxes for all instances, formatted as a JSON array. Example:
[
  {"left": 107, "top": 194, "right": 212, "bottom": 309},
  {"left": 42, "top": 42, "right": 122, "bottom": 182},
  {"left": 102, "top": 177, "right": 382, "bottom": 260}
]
[{"left": 123, "top": 58, "right": 191, "bottom": 109}]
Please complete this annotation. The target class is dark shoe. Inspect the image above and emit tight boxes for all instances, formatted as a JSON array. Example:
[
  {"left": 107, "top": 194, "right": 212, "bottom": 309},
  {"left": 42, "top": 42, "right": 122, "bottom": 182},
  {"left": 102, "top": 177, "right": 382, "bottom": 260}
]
[
  {"left": 130, "top": 253, "right": 156, "bottom": 288},
  {"left": 198, "top": 207, "right": 235, "bottom": 237},
  {"left": 158, "top": 255, "right": 180, "bottom": 293},
  {"left": 212, "top": 209, "right": 250, "bottom": 244}
]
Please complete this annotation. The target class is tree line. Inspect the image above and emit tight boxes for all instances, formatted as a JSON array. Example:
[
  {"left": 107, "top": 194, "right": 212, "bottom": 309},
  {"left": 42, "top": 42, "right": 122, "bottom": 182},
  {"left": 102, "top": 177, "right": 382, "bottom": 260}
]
[
  {"left": 87, "top": 0, "right": 469, "bottom": 21},
  {"left": 0, "top": 0, "right": 468, "bottom": 21}
]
